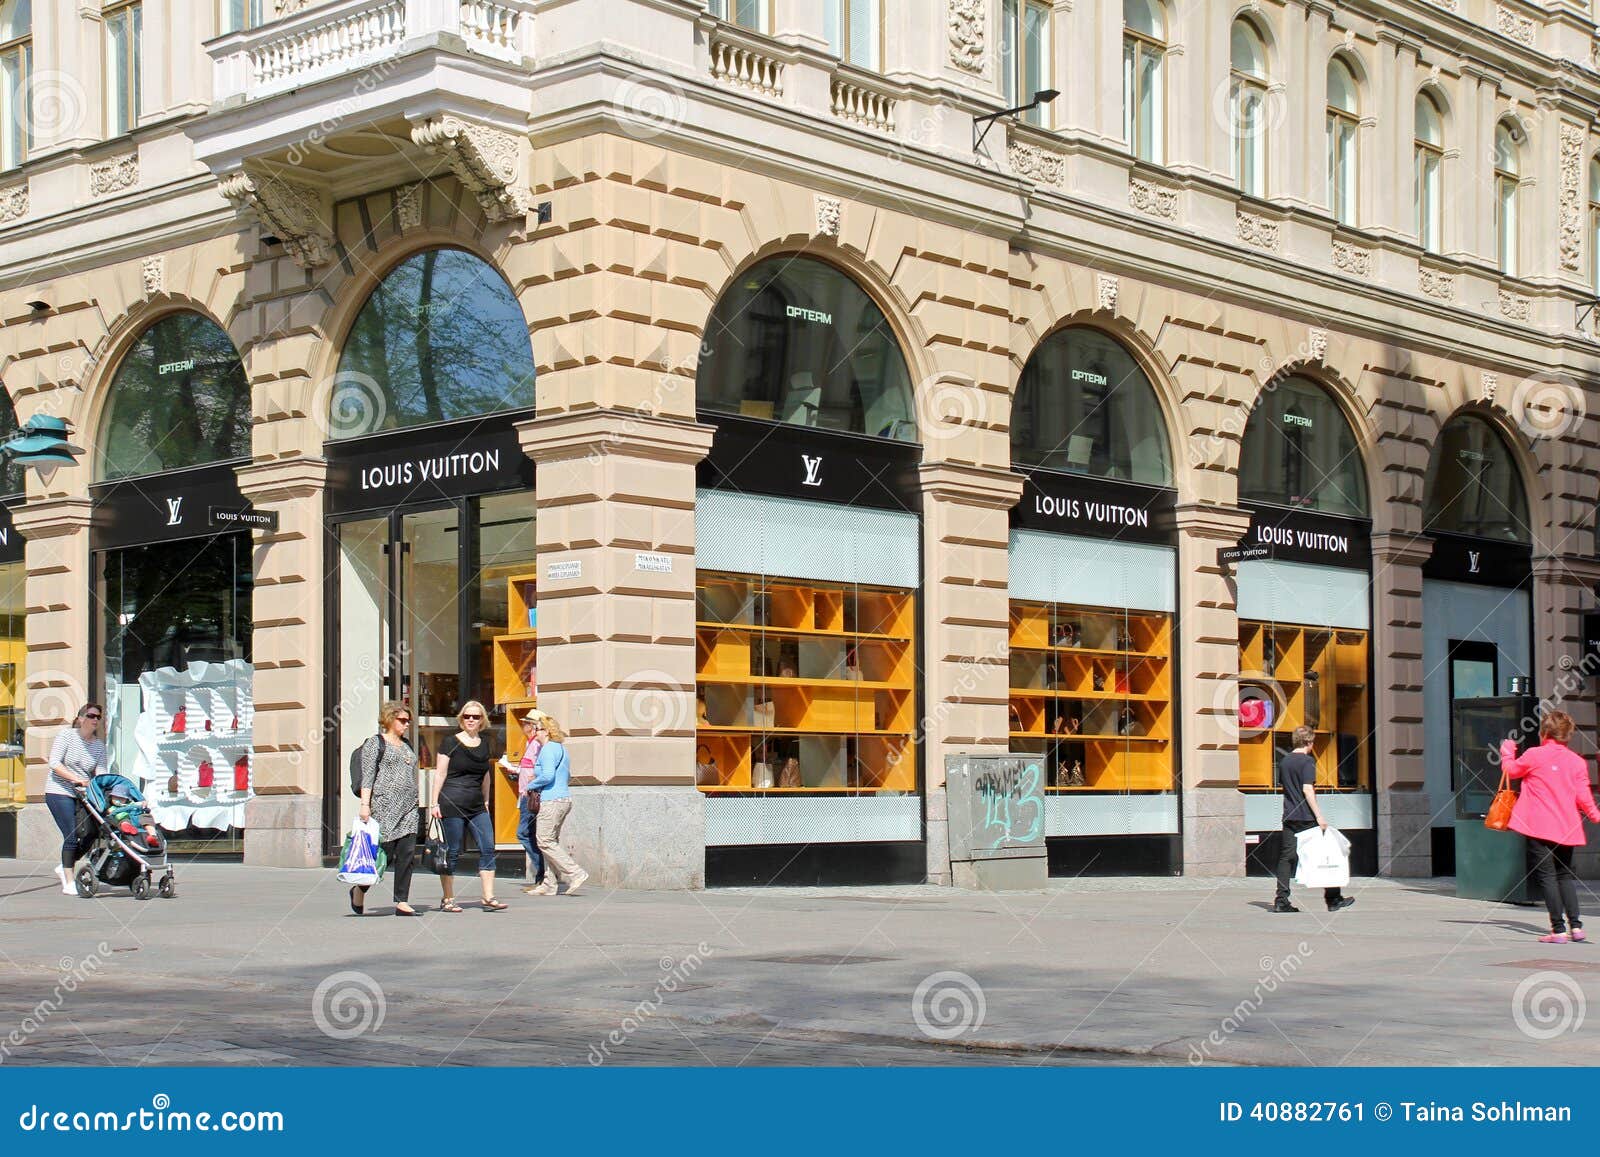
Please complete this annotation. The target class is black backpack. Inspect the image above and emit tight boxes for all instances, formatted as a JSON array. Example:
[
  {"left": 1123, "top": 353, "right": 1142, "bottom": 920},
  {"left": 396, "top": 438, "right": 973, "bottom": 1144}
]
[{"left": 348, "top": 735, "right": 380, "bottom": 797}]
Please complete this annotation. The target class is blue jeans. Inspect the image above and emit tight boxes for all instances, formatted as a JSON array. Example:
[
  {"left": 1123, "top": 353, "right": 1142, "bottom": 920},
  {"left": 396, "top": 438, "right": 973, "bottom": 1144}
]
[
  {"left": 440, "top": 811, "right": 496, "bottom": 875},
  {"left": 46, "top": 793, "right": 90, "bottom": 870},
  {"left": 517, "top": 802, "right": 545, "bottom": 883}
]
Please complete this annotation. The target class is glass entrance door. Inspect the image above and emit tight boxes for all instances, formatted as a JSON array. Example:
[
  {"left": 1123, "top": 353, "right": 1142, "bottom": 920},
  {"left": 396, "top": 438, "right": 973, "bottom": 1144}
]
[{"left": 401, "top": 507, "right": 462, "bottom": 782}]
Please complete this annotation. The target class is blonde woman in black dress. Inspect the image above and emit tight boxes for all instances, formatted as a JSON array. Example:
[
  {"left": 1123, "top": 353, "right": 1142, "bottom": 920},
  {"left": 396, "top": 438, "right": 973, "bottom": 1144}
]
[{"left": 353, "top": 700, "right": 421, "bottom": 917}]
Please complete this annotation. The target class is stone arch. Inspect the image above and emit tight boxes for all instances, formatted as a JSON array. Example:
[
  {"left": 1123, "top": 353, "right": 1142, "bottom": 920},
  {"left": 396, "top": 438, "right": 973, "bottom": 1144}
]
[
  {"left": 1422, "top": 401, "right": 1542, "bottom": 549},
  {"left": 1238, "top": 361, "right": 1381, "bottom": 520}
]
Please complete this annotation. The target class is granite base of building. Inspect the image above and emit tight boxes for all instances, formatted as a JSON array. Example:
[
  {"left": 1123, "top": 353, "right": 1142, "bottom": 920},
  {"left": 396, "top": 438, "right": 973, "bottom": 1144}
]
[
  {"left": 561, "top": 785, "right": 706, "bottom": 890},
  {"left": 243, "top": 794, "right": 323, "bottom": 868},
  {"left": 924, "top": 786, "right": 950, "bottom": 887},
  {"left": 952, "top": 855, "right": 1048, "bottom": 890},
  {"left": 16, "top": 804, "right": 61, "bottom": 863},
  {"left": 1183, "top": 787, "right": 1247, "bottom": 876},
  {"left": 1378, "top": 788, "right": 1433, "bottom": 877}
]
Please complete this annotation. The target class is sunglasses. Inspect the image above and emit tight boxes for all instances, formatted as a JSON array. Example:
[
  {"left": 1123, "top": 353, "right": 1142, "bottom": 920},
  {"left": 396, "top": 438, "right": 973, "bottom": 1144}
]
[
  {"left": 461, "top": 713, "right": 483, "bottom": 721},
  {"left": 84, "top": 713, "right": 102, "bottom": 721},
  {"left": 396, "top": 716, "right": 412, "bottom": 726}
]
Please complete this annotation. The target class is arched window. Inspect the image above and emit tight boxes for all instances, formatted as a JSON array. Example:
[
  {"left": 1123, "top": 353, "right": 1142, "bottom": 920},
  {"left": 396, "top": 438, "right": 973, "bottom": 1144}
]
[
  {"left": 1589, "top": 157, "right": 1600, "bottom": 288},
  {"left": 0, "top": 387, "right": 21, "bottom": 495},
  {"left": 1495, "top": 121, "right": 1521, "bottom": 276},
  {"left": 97, "top": 312, "right": 251, "bottom": 481},
  {"left": 1326, "top": 57, "right": 1359, "bottom": 226},
  {"left": 696, "top": 256, "right": 915, "bottom": 440},
  {"left": 1123, "top": 0, "right": 1165, "bottom": 164},
  {"left": 1011, "top": 326, "right": 1171, "bottom": 486},
  {"left": 0, "top": 0, "right": 30, "bottom": 171},
  {"left": 1230, "top": 18, "right": 1267, "bottom": 197},
  {"left": 332, "top": 248, "right": 535, "bottom": 440},
  {"left": 1414, "top": 92, "right": 1443, "bottom": 253},
  {"left": 1423, "top": 413, "right": 1529, "bottom": 543},
  {"left": 1238, "top": 376, "right": 1368, "bottom": 517}
]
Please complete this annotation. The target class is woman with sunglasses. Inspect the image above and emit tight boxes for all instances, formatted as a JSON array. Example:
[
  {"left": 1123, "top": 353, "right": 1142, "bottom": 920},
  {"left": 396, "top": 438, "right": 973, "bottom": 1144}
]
[
  {"left": 353, "top": 700, "right": 421, "bottom": 917},
  {"left": 46, "top": 703, "right": 108, "bottom": 895},
  {"left": 430, "top": 700, "right": 506, "bottom": 912}
]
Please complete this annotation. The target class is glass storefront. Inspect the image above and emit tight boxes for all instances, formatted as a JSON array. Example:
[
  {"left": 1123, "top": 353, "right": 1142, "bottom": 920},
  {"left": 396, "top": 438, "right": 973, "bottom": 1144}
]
[
  {"left": 1237, "top": 375, "right": 1369, "bottom": 517},
  {"left": 0, "top": 559, "right": 23, "bottom": 814}
]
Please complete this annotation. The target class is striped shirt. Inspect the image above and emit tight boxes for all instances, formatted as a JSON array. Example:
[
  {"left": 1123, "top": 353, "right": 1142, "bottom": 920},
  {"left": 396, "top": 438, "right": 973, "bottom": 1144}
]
[{"left": 47, "top": 728, "right": 107, "bottom": 797}]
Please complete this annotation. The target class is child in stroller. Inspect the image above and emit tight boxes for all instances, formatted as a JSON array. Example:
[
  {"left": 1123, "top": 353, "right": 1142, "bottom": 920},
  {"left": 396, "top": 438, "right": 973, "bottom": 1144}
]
[{"left": 76, "top": 773, "right": 176, "bottom": 899}]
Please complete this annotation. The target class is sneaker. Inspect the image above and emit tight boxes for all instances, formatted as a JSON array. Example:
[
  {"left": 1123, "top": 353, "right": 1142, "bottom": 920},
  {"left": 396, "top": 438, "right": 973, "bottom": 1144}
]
[
  {"left": 1327, "top": 897, "right": 1356, "bottom": 913},
  {"left": 530, "top": 880, "right": 557, "bottom": 896},
  {"left": 57, "top": 867, "right": 75, "bottom": 896},
  {"left": 1270, "top": 900, "right": 1300, "bottom": 913},
  {"left": 1571, "top": 927, "right": 1587, "bottom": 943},
  {"left": 1540, "top": 932, "right": 1571, "bottom": 944},
  {"left": 520, "top": 884, "right": 542, "bottom": 895},
  {"left": 564, "top": 869, "right": 590, "bottom": 897}
]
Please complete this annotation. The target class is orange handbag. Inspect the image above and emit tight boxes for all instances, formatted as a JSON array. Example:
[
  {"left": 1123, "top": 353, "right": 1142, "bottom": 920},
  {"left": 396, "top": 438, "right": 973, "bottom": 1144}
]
[{"left": 1485, "top": 773, "right": 1518, "bottom": 831}]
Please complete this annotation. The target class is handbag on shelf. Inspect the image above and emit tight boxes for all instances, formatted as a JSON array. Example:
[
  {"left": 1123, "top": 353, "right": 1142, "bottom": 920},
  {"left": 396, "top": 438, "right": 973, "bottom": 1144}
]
[
  {"left": 1484, "top": 772, "right": 1517, "bottom": 832},
  {"left": 425, "top": 817, "right": 451, "bottom": 874}
]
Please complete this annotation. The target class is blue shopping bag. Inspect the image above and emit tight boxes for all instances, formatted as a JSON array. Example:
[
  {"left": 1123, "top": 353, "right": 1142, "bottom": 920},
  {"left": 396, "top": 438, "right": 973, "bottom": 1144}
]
[{"left": 336, "top": 818, "right": 382, "bottom": 886}]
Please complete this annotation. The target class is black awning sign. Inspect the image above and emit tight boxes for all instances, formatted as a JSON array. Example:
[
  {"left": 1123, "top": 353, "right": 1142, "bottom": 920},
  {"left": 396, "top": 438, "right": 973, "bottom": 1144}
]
[{"left": 210, "top": 506, "right": 279, "bottom": 532}]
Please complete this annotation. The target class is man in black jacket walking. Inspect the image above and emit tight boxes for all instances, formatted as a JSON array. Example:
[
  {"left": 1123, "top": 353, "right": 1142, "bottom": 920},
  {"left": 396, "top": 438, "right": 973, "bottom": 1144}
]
[{"left": 1272, "top": 726, "right": 1356, "bottom": 914}]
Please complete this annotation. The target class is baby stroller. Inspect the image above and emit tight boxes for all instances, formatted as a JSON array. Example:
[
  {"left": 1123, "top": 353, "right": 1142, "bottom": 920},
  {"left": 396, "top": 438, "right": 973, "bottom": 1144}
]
[{"left": 75, "top": 774, "right": 176, "bottom": 900}]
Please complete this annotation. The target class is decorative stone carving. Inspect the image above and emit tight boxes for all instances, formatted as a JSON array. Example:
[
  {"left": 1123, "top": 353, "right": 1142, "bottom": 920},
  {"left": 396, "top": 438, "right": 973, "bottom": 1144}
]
[
  {"left": 396, "top": 183, "right": 424, "bottom": 231},
  {"left": 1332, "top": 240, "right": 1372, "bottom": 278},
  {"left": 89, "top": 153, "right": 138, "bottom": 197},
  {"left": 0, "top": 183, "right": 26, "bottom": 224},
  {"left": 948, "top": 0, "right": 986, "bottom": 75},
  {"left": 1559, "top": 122, "right": 1584, "bottom": 273},
  {"left": 274, "top": 0, "right": 310, "bottom": 12},
  {"left": 1236, "top": 209, "right": 1280, "bottom": 251},
  {"left": 141, "top": 255, "right": 165, "bottom": 298},
  {"left": 1496, "top": 5, "right": 1537, "bottom": 48},
  {"left": 1008, "top": 141, "right": 1064, "bottom": 188},
  {"left": 410, "top": 117, "right": 529, "bottom": 224},
  {"left": 1419, "top": 266, "right": 1455, "bottom": 301},
  {"left": 1128, "top": 178, "right": 1177, "bottom": 221},
  {"left": 1499, "top": 290, "right": 1531, "bottom": 321},
  {"left": 1309, "top": 328, "right": 1328, "bottom": 362},
  {"left": 814, "top": 195, "right": 841, "bottom": 238},
  {"left": 1481, "top": 372, "right": 1499, "bottom": 404},
  {"left": 218, "top": 170, "right": 334, "bottom": 268},
  {"left": 1096, "top": 274, "right": 1118, "bottom": 314}
]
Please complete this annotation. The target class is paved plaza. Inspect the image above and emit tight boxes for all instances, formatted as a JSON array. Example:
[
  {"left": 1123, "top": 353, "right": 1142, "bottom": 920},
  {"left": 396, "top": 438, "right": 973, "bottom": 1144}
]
[{"left": 0, "top": 862, "right": 1593, "bottom": 1067}]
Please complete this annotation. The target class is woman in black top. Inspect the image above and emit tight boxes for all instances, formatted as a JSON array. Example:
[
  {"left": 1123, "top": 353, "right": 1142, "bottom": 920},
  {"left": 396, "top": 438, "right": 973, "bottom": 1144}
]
[{"left": 429, "top": 700, "right": 506, "bottom": 911}]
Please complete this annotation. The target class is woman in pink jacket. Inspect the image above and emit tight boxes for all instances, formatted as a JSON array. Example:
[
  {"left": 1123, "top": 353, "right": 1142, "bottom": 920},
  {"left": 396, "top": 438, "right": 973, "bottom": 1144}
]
[{"left": 1500, "top": 710, "right": 1600, "bottom": 944}]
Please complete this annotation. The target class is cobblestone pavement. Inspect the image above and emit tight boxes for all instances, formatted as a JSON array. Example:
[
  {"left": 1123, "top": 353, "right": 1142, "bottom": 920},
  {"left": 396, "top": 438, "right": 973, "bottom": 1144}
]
[{"left": 0, "top": 862, "right": 1591, "bottom": 1066}]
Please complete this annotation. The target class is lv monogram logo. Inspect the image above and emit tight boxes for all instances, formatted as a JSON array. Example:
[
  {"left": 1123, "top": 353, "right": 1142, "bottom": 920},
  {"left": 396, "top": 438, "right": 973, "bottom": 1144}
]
[
  {"left": 165, "top": 497, "right": 184, "bottom": 526},
  {"left": 800, "top": 454, "right": 824, "bottom": 487},
  {"left": 1468, "top": 550, "right": 1481, "bottom": 575}
]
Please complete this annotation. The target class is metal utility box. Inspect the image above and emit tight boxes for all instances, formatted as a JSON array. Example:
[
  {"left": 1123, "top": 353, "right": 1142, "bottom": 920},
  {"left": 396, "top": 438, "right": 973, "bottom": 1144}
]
[{"left": 945, "top": 754, "right": 1048, "bottom": 891}]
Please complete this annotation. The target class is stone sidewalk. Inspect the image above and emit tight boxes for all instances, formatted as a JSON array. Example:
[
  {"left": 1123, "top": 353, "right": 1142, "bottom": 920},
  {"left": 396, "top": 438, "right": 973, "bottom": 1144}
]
[{"left": 0, "top": 861, "right": 1593, "bottom": 1066}]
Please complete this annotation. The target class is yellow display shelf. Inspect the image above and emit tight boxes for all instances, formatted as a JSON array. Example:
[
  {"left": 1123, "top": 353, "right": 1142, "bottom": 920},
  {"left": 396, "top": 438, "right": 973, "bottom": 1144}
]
[
  {"left": 1237, "top": 620, "right": 1369, "bottom": 791},
  {"left": 490, "top": 569, "right": 539, "bottom": 844}
]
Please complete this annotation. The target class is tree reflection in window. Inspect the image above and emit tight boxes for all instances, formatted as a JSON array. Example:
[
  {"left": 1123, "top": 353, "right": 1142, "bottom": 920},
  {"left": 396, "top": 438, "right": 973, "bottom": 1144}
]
[
  {"left": 1238, "top": 376, "right": 1368, "bottom": 516},
  {"left": 97, "top": 312, "right": 251, "bottom": 481},
  {"left": 0, "top": 386, "right": 22, "bottom": 495},
  {"left": 1011, "top": 326, "right": 1172, "bottom": 485},
  {"left": 333, "top": 248, "right": 534, "bottom": 439},
  {"left": 1423, "top": 412, "right": 1529, "bottom": 543},
  {"left": 696, "top": 256, "right": 916, "bottom": 440}
]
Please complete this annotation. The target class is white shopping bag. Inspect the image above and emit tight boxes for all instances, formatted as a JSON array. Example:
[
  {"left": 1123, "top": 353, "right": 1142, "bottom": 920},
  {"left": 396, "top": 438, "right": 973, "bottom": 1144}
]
[
  {"left": 1294, "top": 825, "right": 1351, "bottom": 889},
  {"left": 337, "top": 818, "right": 382, "bottom": 886}
]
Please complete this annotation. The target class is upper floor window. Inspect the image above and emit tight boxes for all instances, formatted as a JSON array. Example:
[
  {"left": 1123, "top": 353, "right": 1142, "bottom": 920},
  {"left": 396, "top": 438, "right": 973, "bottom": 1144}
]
[
  {"left": 104, "top": 1, "right": 141, "bottom": 138},
  {"left": 1589, "top": 157, "right": 1600, "bottom": 287},
  {"left": 1229, "top": 18, "right": 1267, "bottom": 197},
  {"left": 1002, "top": 0, "right": 1051, "bottom": 127},
  {"left": 825, "top": 0, "right": 880, "bottom": 70},
  {"left": 333, "top": 247, "right": 536, "bottom": 440},
  {"left": 707, "top": 0, "right": 768, "bottom": 35},
  {"left": 1423, "top": 412, "right": 1529, "bottom": 543},
  {"left": 97, "top": 312, "right": 251, "bottom": 481},
  {"left": 1414, "top": 92, "right": 1443, "bottom": 253},
  {"left": 696, "top": 255, "right": 916, "bottom": 441},
  {"left": 1238, "top": 376, "right": 1369, "bottom": 518},
  {"left": 1494, "top": 121, "right": 1521, "bottom": 276},
  {"left": 1123, "top": 0, "right": 1164, "bottom": 164},
  {"left": 218, "top": 0, "right": 264, "bottom": 34},
  {"left": 0, "top": 1, "right": 29, "bottom": 171},
  {"left": 1326, "top": 57, "right": 1358, "bottom": 226},
  {"left": 1011, "top": 326, "right": 1173, "bottom": 486}
]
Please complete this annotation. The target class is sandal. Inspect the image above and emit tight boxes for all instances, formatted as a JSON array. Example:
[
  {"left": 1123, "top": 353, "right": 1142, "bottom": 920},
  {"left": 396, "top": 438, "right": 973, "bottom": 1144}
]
[
  {"left": 481, "top": 898, "right": 508, "bottom": 911},
  {"left": 1539, "top": 932, "right": 1570, "bottom": 944},
  {"left": 349, "top": 886, "right": 365, "bottom": 916},
  {"left": 440, "top": 899, "right": 464, "bottom": 913}
]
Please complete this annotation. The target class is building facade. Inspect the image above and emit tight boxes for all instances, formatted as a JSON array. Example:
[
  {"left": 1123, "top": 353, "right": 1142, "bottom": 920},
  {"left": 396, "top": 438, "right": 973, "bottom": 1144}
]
[{"left": 1, "top": 0, "right": 1598, "bottom": 886}]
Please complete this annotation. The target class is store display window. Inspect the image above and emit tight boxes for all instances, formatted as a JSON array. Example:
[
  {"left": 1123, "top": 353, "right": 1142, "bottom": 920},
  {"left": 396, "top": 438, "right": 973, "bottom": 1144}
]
[
  {"left": 695, "top": 572, "right": 916, "bottom": 793},
  {"left": 96, "top": 312, "right": 251, "bottom": 482},
  {"left": 1007, "top": 601, "right": 1173, "bottom": 791},
  {"left": 1010, "top": 326, "right": 1172, "bottom": 485},
  {"left": 695, "top": 256, "right": 916, "bottom": 441},
  {"left": 1422, "top": 412, "right": 1531, "bottom": 543},
  {"left": 1236, "top": 619, "right": 1369, "bottom": 792}
]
